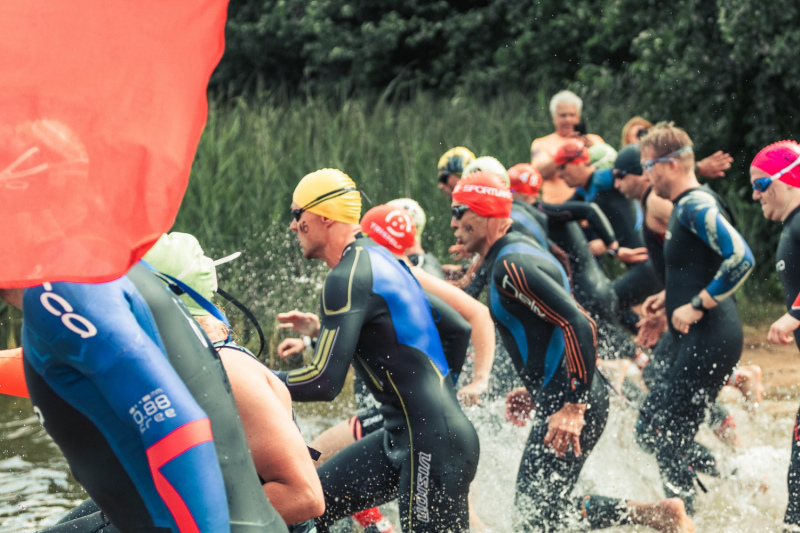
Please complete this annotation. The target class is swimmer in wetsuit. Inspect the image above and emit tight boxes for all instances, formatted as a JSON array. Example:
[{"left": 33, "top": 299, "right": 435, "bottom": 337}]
[
  {"left": 450, "top": 171, "right": 693, "bottom": 532},
  {"left": 750, "top": 140, "right": 800, "bottom": 528},
  {"left": 555, "top": 139, "right": 662, "bottom": 314},
  {"left": 637, "top": 123, "right": 755, "bottom": 514},
  {"left": 278, "top": 169, "right": 480, "bottom": 533},
  {"left": 1, "top": 274, "right": 233, "bottom": 533}
]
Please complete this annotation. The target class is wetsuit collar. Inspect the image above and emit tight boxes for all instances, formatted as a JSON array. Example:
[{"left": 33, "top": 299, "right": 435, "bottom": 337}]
[
  {"left": 341, "top": 233, "right": 367, "bottom": 258},
  {"left": 670, "top": 186, "right": 702, "bottom": 205},
  {"left": 784, "top": 204, "right": 800, "bottom": 226}
]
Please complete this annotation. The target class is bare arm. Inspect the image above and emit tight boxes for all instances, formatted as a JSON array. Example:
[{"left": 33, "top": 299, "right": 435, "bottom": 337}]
[
  {"left": 220, "top": 348, "right": 325, "bottom": 524},
  {"left": 412, "top": 266, "right": 496, "bottom": 404}
]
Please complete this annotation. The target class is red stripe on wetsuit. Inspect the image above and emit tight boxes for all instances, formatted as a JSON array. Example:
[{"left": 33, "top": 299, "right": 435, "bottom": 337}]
[{"left": 146, "top": 418, "right": 214, "bottom": 533}]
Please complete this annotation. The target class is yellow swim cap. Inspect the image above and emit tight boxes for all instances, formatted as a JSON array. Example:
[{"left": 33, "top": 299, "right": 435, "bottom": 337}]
[
  {"left": 438, "top": 147, "right": 476, "bottom": 179},
  {"left": 293, "top": 169, "right": 362, "bottom": 224}
]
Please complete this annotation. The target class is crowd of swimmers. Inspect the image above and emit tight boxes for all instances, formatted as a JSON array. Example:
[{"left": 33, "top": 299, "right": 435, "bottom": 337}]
[{"left": 1, "top": 89, "right": 800, "bottom": 533}]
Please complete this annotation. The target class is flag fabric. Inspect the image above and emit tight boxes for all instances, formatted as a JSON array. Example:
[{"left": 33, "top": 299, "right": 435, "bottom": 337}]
[{"left": 0, "top": 0, "right": 229, "bottom": 288}]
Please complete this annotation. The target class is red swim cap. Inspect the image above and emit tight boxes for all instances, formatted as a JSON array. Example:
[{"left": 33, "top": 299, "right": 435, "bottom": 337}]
[
  {"left": 751, "top": 141, "right": 800, "bottom": 188},
  {"left": 452, "top": 171, "right": 513, "bottom": 218},
  {"left": 508, "top": 163, "right": 543, "bottom": 196},
  {"left": 361, "top": 204, "right": 417, "bottom": 254},
  {"left": 554, "top": 139, "right": 590, "bottom": 166}
]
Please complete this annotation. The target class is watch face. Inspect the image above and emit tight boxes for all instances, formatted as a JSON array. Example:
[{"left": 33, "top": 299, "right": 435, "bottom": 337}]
[{"left": 691, "top": 296, "right": 703, "bottom": 310}]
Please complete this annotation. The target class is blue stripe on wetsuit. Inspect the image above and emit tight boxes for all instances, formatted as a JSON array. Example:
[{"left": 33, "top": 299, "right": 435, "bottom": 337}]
[
  {"left": 22, "top": 278, "right": 229, "bottom": 532},
  {"left": 675, "top": 190, "right": 755, "bottom": 302},
  {"left": 367, "top": 247, "right": 450, "bottom": 377},
  {"left": 491, "top": 241, "right": 569, "bottom": 387}
]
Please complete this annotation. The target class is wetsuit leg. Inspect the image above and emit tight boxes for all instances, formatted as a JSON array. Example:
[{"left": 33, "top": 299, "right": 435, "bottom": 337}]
[
  {"left": 514, "top": 376, "right": 609, "bottom": 531},
  {"left": 786, "top": 407, "right": 800, "bottom": 527},
  {"left": 24, "top": 358, "right": 168, "bottom": 533},
  {"left": 55, "top": 499, "right": 102, "bottom": 523},
  {"left": 315, "top": 430, "right": 400, "bottom": 533},
  {"left": 635, "top": 309, "right": 742, "bottom": 514}
]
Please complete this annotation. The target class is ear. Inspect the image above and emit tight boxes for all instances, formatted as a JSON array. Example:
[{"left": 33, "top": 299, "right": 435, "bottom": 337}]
[{"left": 319, "top": 216, "right": 336, "bottom": 228}]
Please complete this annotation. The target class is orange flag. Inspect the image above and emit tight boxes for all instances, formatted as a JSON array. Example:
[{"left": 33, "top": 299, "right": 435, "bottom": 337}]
[{"left": 0, "top": 0, "right": 229, "bottom": 288}]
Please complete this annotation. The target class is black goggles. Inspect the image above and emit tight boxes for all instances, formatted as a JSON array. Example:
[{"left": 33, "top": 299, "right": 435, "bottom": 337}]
[
  {"left": 291, "top": 186, "right": 370, "bottom": 221},
  {"left": 612, "top": 169, "right": 630, "bottom": 180},
  {"left": 451, "top": 205, "right": 471, "bottom": 220}
]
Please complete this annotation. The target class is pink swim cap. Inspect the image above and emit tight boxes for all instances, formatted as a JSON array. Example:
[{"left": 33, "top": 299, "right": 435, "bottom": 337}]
[{"left": 751, "top": 140, "right": 800, "bottom": 188}]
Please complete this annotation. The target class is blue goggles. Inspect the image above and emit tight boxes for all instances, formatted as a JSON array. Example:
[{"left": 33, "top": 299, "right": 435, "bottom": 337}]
[
  {"left": 641, "top": 146, "right": 693, "bottom": 172},
  {"left": 752, "top": 154, "right": 800, "bottom": 192}
]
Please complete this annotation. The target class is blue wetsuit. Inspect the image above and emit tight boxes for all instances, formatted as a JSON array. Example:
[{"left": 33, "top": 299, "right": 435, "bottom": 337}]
[
  {"left": 23, "top": 276, "right": 229, "bottom": 532},
  {"left": 635, "top": 186, "right": 754, "bottom": 514},
  {"left": 277, "top": 237, "right": 479, "bottom": 533}
]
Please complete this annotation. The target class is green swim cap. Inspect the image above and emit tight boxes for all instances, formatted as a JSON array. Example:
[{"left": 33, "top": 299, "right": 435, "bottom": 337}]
[
  {"left": 463, "top": 156, "right": 510, "bottom": 185},
  {"left": 143, "top": 232, "right": 217, "bottom": 316},
  {"left": 387, "top": 198, "right": 426, "bottom": 238},
  {"left": 589, "top": 143, "right": 618, "bottom": 170}
]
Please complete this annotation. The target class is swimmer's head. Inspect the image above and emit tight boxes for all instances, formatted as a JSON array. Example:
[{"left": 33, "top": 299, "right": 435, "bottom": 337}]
[
  {"left": 387, "top": 198, "right": 426, "bottom": 238},
  {"left": 143, "top": 232, "right": 217, "bottom": 316},
  {"left": 751, "top": 141, "right": 800, "bottom": 190},
  {"left": 463, "top": 156, "right": 510, "bottom": 186},
  {"left": 438, "top": 147, "right": 476, "bottom": 196},
  {"left": 292, "top": 169, "right": 362, "bottom": 224},
  {"left": 452, "top": 171, "right": 513, "bottom": 219},
  {"left": 508, "top": 163, "right": 543, "bottom": 197},
  {"left": 361, "top": 204, "right": 417, "bottom": 255}
]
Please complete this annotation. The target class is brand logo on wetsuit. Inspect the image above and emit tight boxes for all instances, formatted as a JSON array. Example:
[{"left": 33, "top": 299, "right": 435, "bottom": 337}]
[
  {"left": 501, "top": 275, "right": 546, "bottom": 319},
  {"left": 415, "top": 451, "right": 432, "bottom": 523},
  {"left": 129, "top": 388, "right": 176, "bottom": 434},
  {"left": 777, "top": 260, "right": 786, "bottom": 272},
  {"left": 665, "top": 230, "right": 672, "bottom": 241},
  {"left": 39, "top": 283, "right": 98, "bottom": 339}
]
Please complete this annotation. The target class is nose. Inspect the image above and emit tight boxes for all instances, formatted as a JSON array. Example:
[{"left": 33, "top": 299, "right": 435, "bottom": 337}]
[
  {"left": 451, "top": 216, "right": 459, "bottom": 230},
  {"left": 752, "top": 187, "right": 761, "bottom": 201},
  {"left": 289, "top": 218, "right": 298, "bottom": 232}
]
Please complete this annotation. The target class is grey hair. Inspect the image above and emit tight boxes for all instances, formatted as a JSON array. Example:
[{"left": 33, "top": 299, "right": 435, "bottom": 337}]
[{"left": 549, "top": 90, "right": 583, "bottom": 117}]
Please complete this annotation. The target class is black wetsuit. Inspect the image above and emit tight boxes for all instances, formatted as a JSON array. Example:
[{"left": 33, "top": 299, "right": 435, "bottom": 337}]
[
  {"left": 483, "top": 231, "right": 635, "bottom": 531},
  {"left": 573, "top": 169, "right": 662, "bottom": 310},
  {"left": 777, "top": 206, "right": 800, "bottom": 527},
  {"left": 635, "top": 186, "right": 754, "bottom": 514},
  {"left": 277, "top": 237, "right": 479, "bottom": 533}
]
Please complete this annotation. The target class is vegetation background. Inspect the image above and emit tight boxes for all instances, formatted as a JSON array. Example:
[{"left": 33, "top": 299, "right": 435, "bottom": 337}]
[{"left": 3, "top": 0, "right": 797, "bottom": 355}]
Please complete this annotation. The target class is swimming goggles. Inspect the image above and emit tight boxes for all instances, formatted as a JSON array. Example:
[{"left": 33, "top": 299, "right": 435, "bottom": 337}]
[
  {"left": 752, "top": 153, "right": 800, "bottom": 192},
  {"left": 641, "top": 146, "right": 693, "bottom": 172}
]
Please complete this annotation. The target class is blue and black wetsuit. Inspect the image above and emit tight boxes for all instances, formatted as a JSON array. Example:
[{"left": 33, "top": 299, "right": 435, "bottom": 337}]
[
  {"left": 348, "top": 287, "right": 472, "bottom": 440},
  {"left": 30, "top": 264, "right": 286, "bottom": 533},
  {"left": 22, "top": 274, "right": 226, "bottom": 532},
  {"left": 776, "top": 205, "right": 800, "bottom": 527},
  {"left": 572, "top": 169, "right": 662, "bottom": 310},
  {"left": 635, "top": 186, "right": 754, "bottom": 514},
  {"left": 483, "top": 231, "right": 638, "bottom": 530},
  {"left": 535, "top": 201, "right": 638, "bottom": 361},
  {"left": 276, "top": 237, "right": 479, "bottom": 533}
]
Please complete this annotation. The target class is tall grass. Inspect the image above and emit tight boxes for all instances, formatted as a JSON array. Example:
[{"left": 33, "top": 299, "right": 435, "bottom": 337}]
[{"left": 0, "top": 90, "right": 782, "bottom": 352}]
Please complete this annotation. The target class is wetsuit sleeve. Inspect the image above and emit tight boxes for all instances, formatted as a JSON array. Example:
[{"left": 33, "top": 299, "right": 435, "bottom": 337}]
[
  {"left": 277, "top": 250, "right": 369, "bottom": 402},
  {"left": 538, "top": 201, "right": 617, "bottom": 246},
  {"left": 675, "top": 192, "right": 755, "bottom": 301},
  {"left": 496, "top": 254, "right": 597, "bottom": 404},
  {"left": 786, "top": 216, "right": 800, "bottom": 321},
  {"left": 23, "top": 282, "right": 228, "bottom": 532},
  {"left": 425, "top": 290, "right": 471, "bottom": 382}
]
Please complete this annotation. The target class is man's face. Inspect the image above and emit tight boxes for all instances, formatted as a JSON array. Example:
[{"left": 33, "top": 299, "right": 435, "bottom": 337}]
[
  {"left": 751, "top": 167, "right": 790, "bottom": 221},
  {"left": 438, "top": 174, "right": 461, "bottom": 197},
  {"left": 613, "top": 170, "right": 645, "bottom": 200},
  {"left": 557, "top": 162, "right": 588, "bottom": 188},
  {"left": 451, "top": 203, "right": 488, "bottom": 255},
  {"left": 289, "top": 203, "right": 327, "bottom": 260},
  {"left": 641, "top": 145, "right": 671, "bottom": 199},
  {"left": 553, "top": 103, "right": 580, "bottom": 137}
]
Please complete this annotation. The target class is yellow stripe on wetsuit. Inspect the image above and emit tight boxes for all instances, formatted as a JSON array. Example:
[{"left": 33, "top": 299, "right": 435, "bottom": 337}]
[{"left": 287, "top": 327, "right": 338, "bottom": 384}]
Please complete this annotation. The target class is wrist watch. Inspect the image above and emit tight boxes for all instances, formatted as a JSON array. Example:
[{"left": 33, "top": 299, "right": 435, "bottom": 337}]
[{"left": 690, "top": 294, "right": 705, "bottom": 311}]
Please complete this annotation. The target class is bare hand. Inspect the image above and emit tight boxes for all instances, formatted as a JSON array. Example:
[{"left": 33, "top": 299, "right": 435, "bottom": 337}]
[
  {"left": 696, "top": 150, "right": 733, "bottom": 178},
  {"left": 587, "top": 239, "right": 607, "bottom": 256},
  {"left": 642, "top": 291, "right": 666, "bottom": 318},
  {"left": 671, "top": 303, "right": 703, "bottom": 334},
  {"left": 636, "top": 314, "right": 668, "bottom": 348},
  {"left": 544, "top": 403, "right": 586, "bottom": 457},
  {"left": 276, "top": 310, "right": 320, "bottom": 337},
  {"left": 457, "top": 379, "right": 488, "bottom": 406},
  {"left": 768, "top": 313, "right": 800, "bottom": 345},
  {"left": 505, "top": 387, "right": 534, "bottom": 427},
  {"left": 617, "top": 247, "right": 649, "bottom": 264},
  {"left": 276, "top": 338, "right": 306, "bottom": 358}
]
